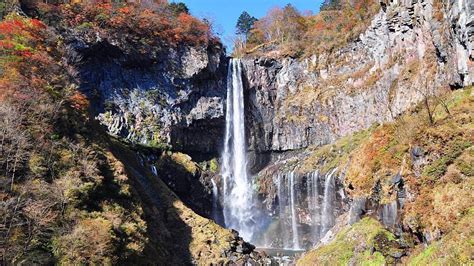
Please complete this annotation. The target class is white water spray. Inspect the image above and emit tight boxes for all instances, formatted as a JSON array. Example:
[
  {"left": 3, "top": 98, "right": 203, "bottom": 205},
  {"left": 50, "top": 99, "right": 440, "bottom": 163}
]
[{"left": 221, "top": 59, "right": 255, "bottom": 241}]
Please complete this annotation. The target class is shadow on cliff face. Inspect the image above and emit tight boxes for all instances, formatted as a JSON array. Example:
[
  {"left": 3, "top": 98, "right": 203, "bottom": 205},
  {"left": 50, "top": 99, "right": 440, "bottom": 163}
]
[
  {"left": 109, "top": 141, "right": 195, "bottom": 265},
  {"left": 240, "top": 61, "right": 273, "bottom": 174}
]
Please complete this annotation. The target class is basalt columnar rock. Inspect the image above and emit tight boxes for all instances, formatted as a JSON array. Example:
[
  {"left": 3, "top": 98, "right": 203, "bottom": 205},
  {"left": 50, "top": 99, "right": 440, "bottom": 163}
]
[
  {"left": 242, "top": 0, "right": 473, "bottom": 160},
  {"left": 235, "top": 0, "right": 473, "bottom": 260},
  {"left": 65, "top": 31, "right": 228, "bottom": 157}
]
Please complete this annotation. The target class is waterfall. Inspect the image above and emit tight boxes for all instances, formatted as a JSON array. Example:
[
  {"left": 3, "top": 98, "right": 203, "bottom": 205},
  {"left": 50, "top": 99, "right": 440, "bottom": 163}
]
[
  {"left": 307, "top": 171, "right": 321, "bottom": 242},
  {"left": 151, "top": 165, "right": 157, "bottom": 176},
  {"left": 289, "top": 172, "right": 300, "bottom": 250},
  {"left": 221, "top": 59, "right": 255, "bottom": 241},
  {"left": 321, "top": 168, "right": 337, "bottom": 236},
  {"left": 211, "top": 178, "right": 219, "bottom": 222},
  {"left": 277, "top": 174, "right": 289, "bottom": 248},
  {"left": 381, "top": 201, "right": 398, "bottom": 227},
  {"left": 275, "top": 172, "right": 301, "bottom": 250}
]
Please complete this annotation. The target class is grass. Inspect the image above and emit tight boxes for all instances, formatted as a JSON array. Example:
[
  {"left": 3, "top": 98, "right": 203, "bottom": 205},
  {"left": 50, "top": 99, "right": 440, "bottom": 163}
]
[{"left": 299, "top": 125, "right": 374, "bottom": 174}]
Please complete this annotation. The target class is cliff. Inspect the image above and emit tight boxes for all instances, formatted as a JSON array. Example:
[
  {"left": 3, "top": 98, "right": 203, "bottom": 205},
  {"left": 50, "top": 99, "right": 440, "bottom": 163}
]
[
  {"left": 235, "top": 0, "right": 473, "bottom": 263},
  {"left": 70, "top": 32, "right": 228, "bottom": 157},
  {"left": 242, "top": 0, "right": 473, "bottom": 157}
]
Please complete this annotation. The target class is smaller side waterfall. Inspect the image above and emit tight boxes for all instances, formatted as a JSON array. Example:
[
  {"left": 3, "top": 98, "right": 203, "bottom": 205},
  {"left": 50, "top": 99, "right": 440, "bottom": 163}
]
[
  {"left": 381, "top": 201, "right": 398, "bottom": 227},
  {"left": 270, "top": 169, "right": 340, "bottom": 249},
  {"left": 307, "top": 171, "right": 321, "bottom": 242},
  {"left": 151, "top": 165, "right": 157, "bottom": 176},
  {"left": 211, "top": 179, "right": 219, "bottom": 223},
  {"left": 276, "top": 173, "right": 301, "bottom": 250},
  {"left": 321, "top": 168, "right": 337, "bottom": 236},
  {"left": 277, "top": 174, "right": 289, "bottom": 248}
]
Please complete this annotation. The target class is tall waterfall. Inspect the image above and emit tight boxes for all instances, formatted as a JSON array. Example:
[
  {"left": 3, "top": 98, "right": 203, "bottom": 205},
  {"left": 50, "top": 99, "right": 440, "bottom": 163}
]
[{"left": 221, "top": 59, "right": 255, "bottom": 241}]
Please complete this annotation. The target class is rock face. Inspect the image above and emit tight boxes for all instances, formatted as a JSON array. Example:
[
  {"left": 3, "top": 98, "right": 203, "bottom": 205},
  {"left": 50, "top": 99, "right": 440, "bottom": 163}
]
[
  {"left": 63, "top": 0, "right": 473, "bottom": 165},
  {"left": 241, "top": 0, "right": 474, "bottom": 170},
  {"left": 66, "top": 35, "right": 228, "bottom": 157}
]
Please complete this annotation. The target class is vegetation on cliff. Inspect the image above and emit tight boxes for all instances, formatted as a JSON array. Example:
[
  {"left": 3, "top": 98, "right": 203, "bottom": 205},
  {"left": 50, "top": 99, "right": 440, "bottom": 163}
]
[
  {"left": 0, "top": 5, "right": 240, "bottom": 265},
  {"left": 235, "top": 0, "right": 379, "bottom": 57},
  {"left": 0, "top": 13, "right": 148, "bottom": 263},
  {"left": 297, "top": 217, "right": 402, "bottom": 265},
  {"left": 297, "top": 87, "right": 473, "bottom": 264},
  {"left": 24, "top": 0, "right": 217, "bottom": 48}
]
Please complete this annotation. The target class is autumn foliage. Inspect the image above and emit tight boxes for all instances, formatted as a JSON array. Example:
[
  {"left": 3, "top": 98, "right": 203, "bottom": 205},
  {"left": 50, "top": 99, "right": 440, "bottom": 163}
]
[
  {"left": 32, "top": 1, "right": 216, "bottom": 48},
  {"left": 0, "top": 14, "right": 146, "bottom": 264},
  {"left": 242, "top": 0, "right": 380, "bottom": 57}
]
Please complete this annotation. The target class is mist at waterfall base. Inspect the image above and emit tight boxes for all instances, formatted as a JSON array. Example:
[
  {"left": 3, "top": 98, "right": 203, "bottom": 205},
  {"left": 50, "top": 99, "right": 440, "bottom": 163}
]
[{"left": 214, "top": 59, "right": 340, "bottom": 251}]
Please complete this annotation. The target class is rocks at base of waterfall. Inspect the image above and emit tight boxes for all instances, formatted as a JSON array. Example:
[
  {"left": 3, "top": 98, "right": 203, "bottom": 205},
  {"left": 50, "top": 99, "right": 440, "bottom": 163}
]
[
  {"left": 229, "top": 230, "right": 256, "bottom": 254},
  {"left": 222, "top": 230, "right": 272, "bottom": 265},
  {"left": 348, "top": 198, "right": 367, "bottom": 225},
  {"left": 317, "top": 213, "right": 349, "bottom": 247}
]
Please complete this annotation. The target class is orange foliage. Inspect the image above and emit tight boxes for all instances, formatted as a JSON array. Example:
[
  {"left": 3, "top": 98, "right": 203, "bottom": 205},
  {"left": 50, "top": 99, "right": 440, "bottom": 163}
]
[
  {"left": 245, "top": 0, "right": 380, "bottom": 56},
  {"left": 56, "top": 2, "right": 215, "bottom": 47},
  {"left": 69, "top": 91, "right": 90, "bottom": 111},
  {"left": 0, "top": 16, "right": 53, "bottom": 102}
]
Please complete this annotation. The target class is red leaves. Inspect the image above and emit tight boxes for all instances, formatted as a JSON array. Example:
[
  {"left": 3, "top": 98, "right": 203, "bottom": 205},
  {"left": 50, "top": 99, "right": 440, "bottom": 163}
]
[
  {"left": 0, "top": 15, "right": 61, "bottom": 107},
  {"left": 0, "top": 18, "right": 26, "bottom": 35},
  {"left": 175, "top": 13, "right": 210, "bottom": 45},
  {"left": 31, "top": 19, "right": 47, "bottom": 30},
  {"left": 0, "top": 40, "right": 14, "bottom": 50}
]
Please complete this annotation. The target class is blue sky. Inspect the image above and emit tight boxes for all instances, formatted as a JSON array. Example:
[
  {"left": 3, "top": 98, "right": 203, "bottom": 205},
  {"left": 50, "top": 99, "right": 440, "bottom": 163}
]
[{"left": 173, "top": 0, "right": 324, "bottom": 50}]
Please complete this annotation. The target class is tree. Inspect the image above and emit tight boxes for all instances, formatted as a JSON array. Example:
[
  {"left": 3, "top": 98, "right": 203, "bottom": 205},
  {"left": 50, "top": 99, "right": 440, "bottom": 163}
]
[
  {"left": 168, "top": 2, "right": 189, "bottom": 16},
  {"left": 320, "top": 0, "right": 343, "bottom": 11},
  {"left": 235, "top": 11, "right": 257, "bottom": 38}
]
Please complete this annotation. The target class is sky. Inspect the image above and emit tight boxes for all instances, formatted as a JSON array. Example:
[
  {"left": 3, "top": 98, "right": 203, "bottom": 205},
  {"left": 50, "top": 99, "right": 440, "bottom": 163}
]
[{"left": 173, "top": 0, "right": 324, "bottom": 50}]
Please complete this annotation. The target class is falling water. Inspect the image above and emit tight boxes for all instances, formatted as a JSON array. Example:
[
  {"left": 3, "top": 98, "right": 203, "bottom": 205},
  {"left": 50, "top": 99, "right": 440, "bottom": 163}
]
[
  {"left": 211, "top": 178, "right": 219, "bottom": 222},
  {"left": 288, "top": 172, "right": 300, "bottom": 249},
  {"left": 381, "top": 201, "right": 398, "bottom": 227},
  {"left": 277, "top": 174, "right": 290, "bottom": 248},
  {"left": 151, "top": 165, "right": 157, "bottom": 176},
  {"left": 321, "top": 168, "right": 337, "bottom": 236},
  {"left": 221, "top": 59, "right": 255, "bottom": 241},
  {"left": 307, "top": 171, "right": 321, "bottom": 242}
]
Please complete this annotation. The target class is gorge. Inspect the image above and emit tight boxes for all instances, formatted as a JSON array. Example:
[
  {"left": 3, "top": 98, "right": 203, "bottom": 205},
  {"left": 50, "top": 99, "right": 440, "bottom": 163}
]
[{"left": 1, "top": 0, "right": 473, "bottom": 265}]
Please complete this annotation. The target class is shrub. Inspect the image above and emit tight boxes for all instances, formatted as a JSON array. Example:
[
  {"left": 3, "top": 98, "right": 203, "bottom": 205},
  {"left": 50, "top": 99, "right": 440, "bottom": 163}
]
[{"left": 53, "top": 217, "right": 116, "bottom": 265}]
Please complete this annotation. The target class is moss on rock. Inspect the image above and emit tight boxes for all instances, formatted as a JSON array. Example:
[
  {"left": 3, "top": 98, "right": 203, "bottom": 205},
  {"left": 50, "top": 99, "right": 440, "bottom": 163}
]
[{"left": 297, "top": 218, "right": 400, "bottom": 265}]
